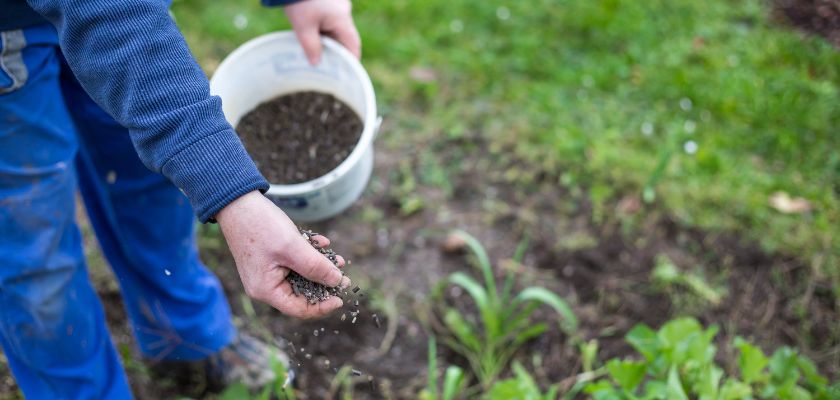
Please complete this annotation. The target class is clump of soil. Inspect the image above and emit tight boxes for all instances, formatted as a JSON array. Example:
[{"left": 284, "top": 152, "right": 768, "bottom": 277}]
[
  {"left": 236, "top": 91, "right": 364, "bottom": 184},
  {"left": 287, "top": 229, "right": 345, "bottom": 304},
  {"left": 775, "top": 0, "right": 840, "bottom": 47}
]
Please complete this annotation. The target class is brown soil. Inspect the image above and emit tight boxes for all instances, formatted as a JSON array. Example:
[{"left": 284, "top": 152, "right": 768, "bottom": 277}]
[
  {"left": 202, "top": 133, "right": 837, "bottom": 399},
  {"left": 236, "top": 91, "right": 363, "bottom": 184},
  {"left": 775, "top": 0, "right": 840, "bottom": 46},
  {"left": 1, "top": 133, "right": 838, "bottom": 399}
]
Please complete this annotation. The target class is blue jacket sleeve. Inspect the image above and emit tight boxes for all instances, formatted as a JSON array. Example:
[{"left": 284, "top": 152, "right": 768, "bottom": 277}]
[
  {"left": 262, "top": 0, "right": 304, "bottom": 6},
  {"left": 25, "top": 0, "right": 269, "bottom": 222}
]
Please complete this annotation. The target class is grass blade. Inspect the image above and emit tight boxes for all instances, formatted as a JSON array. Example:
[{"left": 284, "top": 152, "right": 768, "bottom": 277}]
[
  {"left": 428, "top": 337, "right": 438, "bottom": 397},
  {"left": 449, "top": 272, "right": 499, "bottom": 338},
  {"left": 443, "top": 308, "right": 481, "bottom": 352},
  {"left": 442, "top": 366, "right": 466, "bottom": 400},
  {"left": 452, "top": 230, "right": 497, "bottom": 298},
  {"left": 516, "top": 287, "right": 579, "bottom": 334}
]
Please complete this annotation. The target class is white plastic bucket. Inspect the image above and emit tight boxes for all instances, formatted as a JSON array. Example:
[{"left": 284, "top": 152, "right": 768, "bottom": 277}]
[{"left": 210, "top": 31, "right": 379, "bottom": 222}]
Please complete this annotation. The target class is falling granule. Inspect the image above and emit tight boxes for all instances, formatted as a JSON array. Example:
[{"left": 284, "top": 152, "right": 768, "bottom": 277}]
[
  {"left": 368, "top": 375, "right": 375, "bottom": 391},
  {"left": 305, "top": 353, "right": 312, "bottom": 360},
  {"left": 164, "top": 269, "right": 171, "bottom": 276},
  {"left": 351, "top": 369, "right": 363, "bottom": 376},
  {"left": 373, "top": 314, "right": 381, "bottom": 329},
  {"left": 354, "top": 300, "right": 359, "bottom": 307},
  {"left": 333, "top": 330, "right": 339, "bottom": 335},
  {"left": 325, "top": 359, "right": 331, "bottom": 367},
  {"left": 340, "top": 313, "right": 347, "bottom": 321},
  {"left": 351, "top": 316, "right": 357, "bottom": 324},
  {"left": 313, "top": 330, "right": 319, "bottom": 337}
]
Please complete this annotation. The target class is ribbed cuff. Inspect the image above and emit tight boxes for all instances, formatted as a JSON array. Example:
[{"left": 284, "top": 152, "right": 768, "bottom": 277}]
[
  {"left": 261, "top": 0, "right": 306, "bottom": 7},
  {"left": 162, "top": 129, "right": 269, "bottom": 223}
]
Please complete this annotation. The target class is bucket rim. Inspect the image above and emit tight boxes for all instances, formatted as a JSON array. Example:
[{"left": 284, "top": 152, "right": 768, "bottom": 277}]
[{"left": 212, "top": 31, "right": 378, "bottom": 197}]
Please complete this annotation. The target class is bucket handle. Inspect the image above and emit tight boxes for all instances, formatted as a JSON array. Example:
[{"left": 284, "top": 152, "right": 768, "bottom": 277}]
[{"left": 373, "top": 116, "right": 383, "bottom": 140}]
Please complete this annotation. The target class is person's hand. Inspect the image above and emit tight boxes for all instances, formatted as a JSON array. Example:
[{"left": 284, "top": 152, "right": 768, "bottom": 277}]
[
  {"left": 215, "top": 191, "right": 350, "bottom": 319},
  {"left": 284, "top": 0, "right": 361, "bottom": 65}
]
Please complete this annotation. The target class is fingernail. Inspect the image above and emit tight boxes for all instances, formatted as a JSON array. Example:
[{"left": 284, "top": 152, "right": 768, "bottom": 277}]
[{"left": 338, "top": 276, "right": 351, "bottom": 289}]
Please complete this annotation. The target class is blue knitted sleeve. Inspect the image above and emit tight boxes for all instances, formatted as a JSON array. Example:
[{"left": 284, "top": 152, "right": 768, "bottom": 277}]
[
  {"left": 25, "top": 0, "right": 269, "bottom": 222},
  {"left": 262, "top": 0, "right": 305, "bottom": 6}
]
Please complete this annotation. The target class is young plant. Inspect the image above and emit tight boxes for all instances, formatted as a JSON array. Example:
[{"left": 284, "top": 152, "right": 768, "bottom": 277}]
[
  {"left": 584, "top": 317, "right": 837, "bottom": 400},
  {"left": 217, "top": 349, "right": 296, "bottom": 400},
  {"left": 484, "top": 362, "right": 559, "bottom": 400},
  {"left": 652, "top": 254, "right": 725, "bottom": 306},
  {"left": 420, "top": 337, "right": 469, "bottom": 400},
  {"left": 432, "top": 230, "right": 578, "bottom": 388}
]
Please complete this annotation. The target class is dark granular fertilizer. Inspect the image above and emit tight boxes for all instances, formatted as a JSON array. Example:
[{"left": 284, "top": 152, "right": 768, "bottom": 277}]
[
  {"left": 236, "top": 91, "right": 364, "bottom": 184},
  {"left": 286, "top": 229, "right": 346, "bottom": 304}
]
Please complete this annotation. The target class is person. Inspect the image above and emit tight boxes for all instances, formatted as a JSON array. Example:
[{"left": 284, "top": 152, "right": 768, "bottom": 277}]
[{"left": 0, "top": 0, "right": 361, "bottom": 397}]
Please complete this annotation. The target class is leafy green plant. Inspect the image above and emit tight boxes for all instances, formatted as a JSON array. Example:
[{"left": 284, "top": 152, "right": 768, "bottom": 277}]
[
  {"left": 484, "top": 362, "right": 559, "bottom": 400},
  {"left": 584, "top": 317, "right": 837, "bottom": 399},
  {"left": 217, "top": 348, "right": 296, "bottom": 400},
  {"left": 432, "top": 230, "right": 578, "bottom": 388},
  {"left": 652, "top": 254, "right": 726, "bottom": 306},
  {"left": 216, "top": 297, "right": 297, "bottom": 400}
]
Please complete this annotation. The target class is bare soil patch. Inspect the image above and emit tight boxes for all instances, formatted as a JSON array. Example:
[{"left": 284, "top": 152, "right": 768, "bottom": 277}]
[
  {"left": 1, "top": 136, "right": 836, "bottom": 400},
  {"left": 775, "top": 0, "right": 840, "bottom": 46}
]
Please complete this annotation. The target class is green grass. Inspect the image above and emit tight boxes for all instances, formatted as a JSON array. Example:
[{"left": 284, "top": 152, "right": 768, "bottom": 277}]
[{"left": 172, "top": 0, "right": 840, "bottom": 287}]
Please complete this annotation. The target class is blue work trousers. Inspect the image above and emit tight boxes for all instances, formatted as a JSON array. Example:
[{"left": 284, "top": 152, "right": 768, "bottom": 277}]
[{"left": 0, "top": 24, "right": 236, "bottom": 399}]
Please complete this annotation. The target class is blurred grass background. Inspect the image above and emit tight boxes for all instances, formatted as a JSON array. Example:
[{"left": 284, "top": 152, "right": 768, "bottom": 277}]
[{"left": 172, "top": 0, "right": 839, "bottom": 292}]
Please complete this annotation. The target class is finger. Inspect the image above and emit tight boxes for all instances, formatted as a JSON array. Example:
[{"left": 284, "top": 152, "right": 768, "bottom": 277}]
[
  {"left": 287, "top": 237, "right": 345, "bottom": 286},
  {"left": 268, "top": 282, "right": 344, "bottom": 319},
  {"left": 308, "top": 236, "right": 344, "bottom": 268},
  {"left": 327, "top": 18, "right": 361, "bottom": 59},
  {"left": 310, "top": 234, "right": 330, "bottom": 248},
  {"left": 293, "top": 23, "right": 323, "bottom": 65},
  {"left": 305, "top": 296, "right": 344, "bottom": 319},
  {"left": 273, "top": 291, "right": 342, "bottom": 319}
]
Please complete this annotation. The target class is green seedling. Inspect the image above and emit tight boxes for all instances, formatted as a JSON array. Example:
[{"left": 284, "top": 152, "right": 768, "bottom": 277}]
[
  {"left": 484, "top": 362, "right": 559, "bottom": 400},
  {"left": 420, "top": 337, "right": 470, "bottom": 400},
  {"left": 216, "top": 348, "right": 296, "bottom": 400},
  {"left": 584, "top": 317, "right": 836, "bottom": 399},
  {"left": 432, "top": 230, "right": 578, "bottom": 388},
  {"left": 652, "top": 254, "right": 725, "bottom": 306}
]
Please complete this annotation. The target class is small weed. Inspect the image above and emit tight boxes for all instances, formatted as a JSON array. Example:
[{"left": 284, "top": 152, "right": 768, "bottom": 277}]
[
  {"left": 389, "top": 160, "right": 425, "bottom": 216},
  {"left": 584, "top": 317, "right": 838, "bottom": 399},
  {"left": 484, "top": 362, "right": 559, "bottom": 400},
  {"left": 652, "top": 254, "right": 727, "bottom": 308},
  {"left": 431, "top": 230, "right": 578, "bottom": 388},
  {"left": 216, "top": 348, "right": 296, "bottom": 400},
  {"left": 420, "top": 337, "right": 470, "bottom": 400}
]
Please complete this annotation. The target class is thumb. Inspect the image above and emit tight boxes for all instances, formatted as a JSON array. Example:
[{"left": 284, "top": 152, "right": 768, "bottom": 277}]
[
  {"left": 287, "top": 236, "right": 345, "bottom": 287},
  {"left": 293, "top": 24, "right": 323, "bottom": 65}
]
